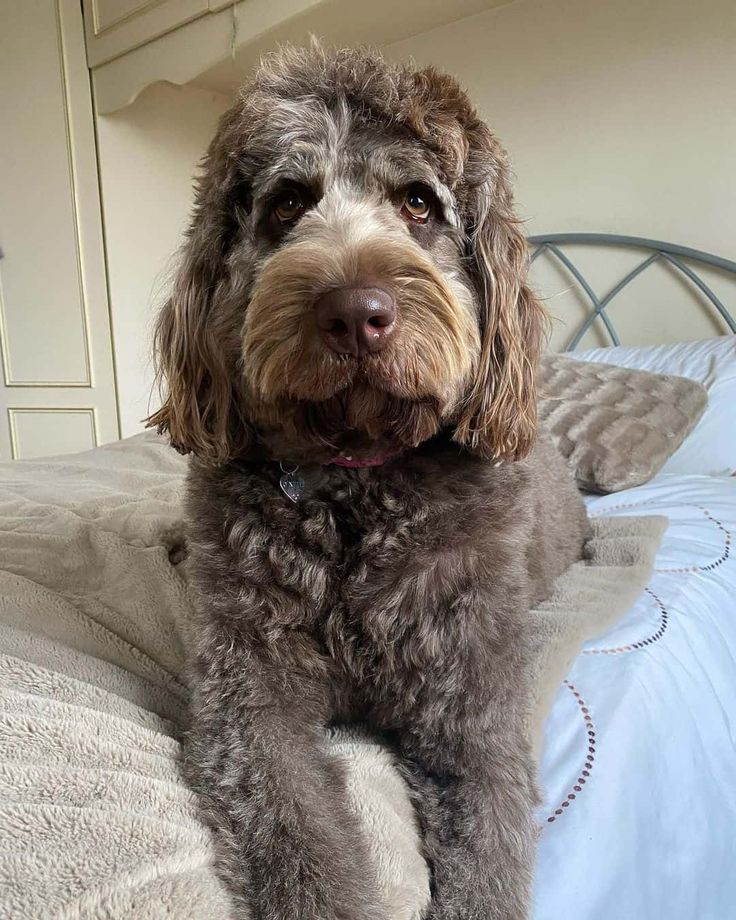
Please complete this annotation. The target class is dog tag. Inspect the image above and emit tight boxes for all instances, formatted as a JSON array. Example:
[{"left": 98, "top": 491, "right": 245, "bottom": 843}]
[{"left": 279, "top": 466, "right": 304, "bottom": 503}]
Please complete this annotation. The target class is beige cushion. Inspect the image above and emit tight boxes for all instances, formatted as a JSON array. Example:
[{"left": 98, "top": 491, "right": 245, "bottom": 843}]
[{"left": 539, "top": 354, "right": 708, "bottom": 493}]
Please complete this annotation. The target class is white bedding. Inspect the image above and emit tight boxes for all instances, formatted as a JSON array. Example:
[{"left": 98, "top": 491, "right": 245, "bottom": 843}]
[{"left": 534, "top": 339, "right": 736, "bottom": 920}]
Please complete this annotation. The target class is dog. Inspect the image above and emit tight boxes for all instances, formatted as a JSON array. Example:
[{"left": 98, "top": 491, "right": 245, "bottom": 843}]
[{"left": 149, "top": 43, "right": 589, "bottom": 920}]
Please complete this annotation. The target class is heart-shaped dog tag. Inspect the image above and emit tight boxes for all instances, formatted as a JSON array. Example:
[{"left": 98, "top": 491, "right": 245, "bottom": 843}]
[{"left": 279, "top": 468, "right": 304, "bottom": 503}]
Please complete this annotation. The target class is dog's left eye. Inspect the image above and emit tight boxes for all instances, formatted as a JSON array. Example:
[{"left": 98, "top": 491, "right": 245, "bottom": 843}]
[
  {"left": 401, "top": 185, "right": 434, "bottom": 224},
  {"left": 273, "top": 190, "right": 306, "bottom": 224}
]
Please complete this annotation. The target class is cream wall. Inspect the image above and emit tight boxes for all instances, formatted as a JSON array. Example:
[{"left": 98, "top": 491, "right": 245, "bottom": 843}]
[
  {"left": 96, "top": 81, "right": 230, "bottom": 437},
  {"left": 386, "top": 0, "right": 736, "bottom": 350}
]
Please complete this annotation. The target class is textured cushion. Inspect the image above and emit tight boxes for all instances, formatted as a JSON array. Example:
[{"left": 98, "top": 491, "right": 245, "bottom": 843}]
[
  {"left": 539, "top": 354, "right": 708, "bottom": 493},
  {"left": 574, "top": 337, "right": 736, "bottom": 477}
]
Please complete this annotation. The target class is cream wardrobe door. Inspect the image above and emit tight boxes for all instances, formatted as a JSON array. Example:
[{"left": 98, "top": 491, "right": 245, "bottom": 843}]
[{"left": 0, "top": 0, "right": 119, "bottom": 460}]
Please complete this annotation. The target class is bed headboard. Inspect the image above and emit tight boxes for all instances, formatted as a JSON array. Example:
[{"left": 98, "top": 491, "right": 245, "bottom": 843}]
[{"left": 528, "top": 233, "right": 736, "bottom": 352}]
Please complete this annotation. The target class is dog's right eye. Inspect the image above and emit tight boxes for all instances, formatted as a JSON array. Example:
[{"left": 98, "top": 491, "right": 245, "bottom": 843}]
[
  {"left": 273, "top": 190, "right": 306, "bottom": 225},
  {"left": 400, "top": 184, "right": 435, "bottom": 224}
]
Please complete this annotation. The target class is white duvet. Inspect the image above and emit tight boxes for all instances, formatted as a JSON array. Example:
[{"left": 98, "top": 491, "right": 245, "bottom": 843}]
[{"left": 535, "top": 336, "right": 736, "bottom": 920}]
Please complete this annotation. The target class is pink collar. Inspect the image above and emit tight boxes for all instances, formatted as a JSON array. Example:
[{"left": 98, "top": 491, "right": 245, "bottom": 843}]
[
  {"left": 328, "top": 451, "right": 396, "bottom": 468},
  {"left": 278, "top": 450, "right": 401, "bottom": 501}
]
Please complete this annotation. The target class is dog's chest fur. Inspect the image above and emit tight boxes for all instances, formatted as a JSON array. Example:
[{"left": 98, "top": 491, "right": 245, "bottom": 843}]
[{"left": 184, "top": 437, "right": 575, "bottom": 731}]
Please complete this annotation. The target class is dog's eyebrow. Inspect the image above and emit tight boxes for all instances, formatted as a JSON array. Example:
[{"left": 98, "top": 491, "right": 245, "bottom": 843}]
[
  {"left": 247, "top": 154, "right": 323, "bottom": 225},
  {"left": 366, "top": 149, "right": 461, "bottom": 229},
  {"left": 422, "top": 180, "right": 460, "bottom": 230},
  {"left": 254, "top": 160, "right": 320, "bottom": 196}
]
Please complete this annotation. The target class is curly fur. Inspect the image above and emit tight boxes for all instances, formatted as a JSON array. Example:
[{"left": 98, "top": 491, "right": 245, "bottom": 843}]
[{"left": 148, "top": 42, "right": 589, "bottom": 920}]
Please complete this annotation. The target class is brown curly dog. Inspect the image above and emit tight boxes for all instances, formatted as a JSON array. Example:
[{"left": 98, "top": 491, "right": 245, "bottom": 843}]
[{"left": 149, "top": 43, "right": 588, "bottom": 920}]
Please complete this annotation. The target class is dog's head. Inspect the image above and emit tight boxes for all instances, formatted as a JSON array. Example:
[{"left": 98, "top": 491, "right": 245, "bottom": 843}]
[{"left": 148, "top": 45, "right": 547, "bottom": 465}]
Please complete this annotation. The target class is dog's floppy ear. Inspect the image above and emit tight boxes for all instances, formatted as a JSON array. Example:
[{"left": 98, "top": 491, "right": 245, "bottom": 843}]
[
  {"left": 146, "top": 120, "right": 253, "bottom": 463},
  {"left": 453, "top": 127, "right": 548, "bottom": 462}
]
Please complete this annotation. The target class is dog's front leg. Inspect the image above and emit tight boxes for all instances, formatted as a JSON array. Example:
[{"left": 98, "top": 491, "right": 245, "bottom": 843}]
[
  {"left": 186, "top": 628, "right": 388, "bottom": 920},
  {"left": 400, "top": 714, "right": 537, "bottom": 920}
]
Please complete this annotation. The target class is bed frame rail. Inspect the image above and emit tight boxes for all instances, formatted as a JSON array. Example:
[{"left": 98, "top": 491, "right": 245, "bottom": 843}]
[{"left": 528, "top": 233, "right": 736, "bottom": 350}]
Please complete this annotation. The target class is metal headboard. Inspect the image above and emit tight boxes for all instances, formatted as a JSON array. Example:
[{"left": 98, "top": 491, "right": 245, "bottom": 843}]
[{"left": 528, "top": 233, "right": 736, "bottom": 350}]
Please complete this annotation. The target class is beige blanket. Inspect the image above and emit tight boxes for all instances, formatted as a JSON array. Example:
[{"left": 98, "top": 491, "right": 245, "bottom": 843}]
[{"left": 0, "top": 433, "right": 665, "bottom": 919}]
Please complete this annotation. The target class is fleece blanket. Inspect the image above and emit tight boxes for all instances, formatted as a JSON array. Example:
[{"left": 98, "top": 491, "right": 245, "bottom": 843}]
[{"left": 0, "top": 433, "right": 665, "bottom": 919}]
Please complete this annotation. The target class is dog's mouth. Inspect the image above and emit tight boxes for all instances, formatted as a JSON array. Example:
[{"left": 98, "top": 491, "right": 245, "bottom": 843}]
[
  {"left": 297, "top": 346, "right": 440, "bottom": 403},
  {"left": 241, "top": 290, "right": 474, "bottom": 462},
  {"left": 244, "top": 368, "right": 446, "bottom": 463}
]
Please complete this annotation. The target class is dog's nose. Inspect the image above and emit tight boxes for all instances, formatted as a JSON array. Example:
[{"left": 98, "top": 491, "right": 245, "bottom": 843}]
[{"left": 314, "top": 287, "right": 396, "bottom": 356}]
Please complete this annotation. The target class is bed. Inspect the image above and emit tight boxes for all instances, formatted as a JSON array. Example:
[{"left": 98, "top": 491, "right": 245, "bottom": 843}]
[
  {"left": 529, "top": 235, "right": 736, "bottom": 920},
  {"left": 1, "top": 235, "right": 734, "bottom": 919}
]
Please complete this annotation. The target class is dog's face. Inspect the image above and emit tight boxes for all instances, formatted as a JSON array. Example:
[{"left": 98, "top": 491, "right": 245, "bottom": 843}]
[{"left": 149, "top": 46, "right": 546, "bottom": 465}]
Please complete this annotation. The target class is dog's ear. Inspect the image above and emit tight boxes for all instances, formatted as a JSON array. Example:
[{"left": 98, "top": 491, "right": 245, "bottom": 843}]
[
  {"left": 146, "top": 118, "right": 253, "bottom": 462},
  {"left": 453, "top": 127, "right": 548, "bottom": 462}
]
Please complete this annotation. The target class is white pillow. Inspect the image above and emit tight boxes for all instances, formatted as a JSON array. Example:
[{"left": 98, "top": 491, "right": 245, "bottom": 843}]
[{"left": 573, "top": 337, "right": 736, "bottom": 477}]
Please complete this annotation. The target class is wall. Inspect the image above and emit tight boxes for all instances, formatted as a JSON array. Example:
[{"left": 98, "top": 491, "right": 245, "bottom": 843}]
[
  {"left": 386, "top": 0, "right": 736, "bottom": 350},
  {"left": 96, "top": 81, "right": 230, "bottom": 437}
]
